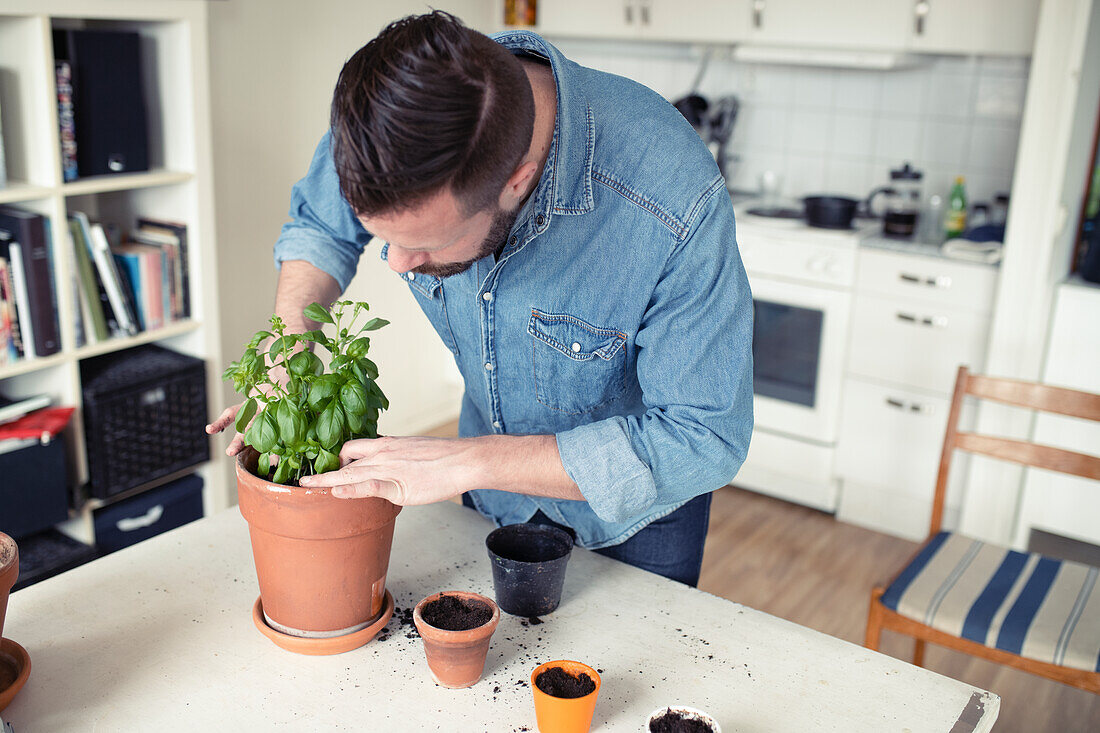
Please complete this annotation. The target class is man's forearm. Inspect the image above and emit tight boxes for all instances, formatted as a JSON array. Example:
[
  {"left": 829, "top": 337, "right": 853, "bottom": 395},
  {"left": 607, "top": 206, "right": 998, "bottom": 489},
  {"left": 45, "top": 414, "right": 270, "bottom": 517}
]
[
  {"left": 275, "top": 259, "right": 344, "bottom": 332},
  {"left": 472, "top": 434, "right": 585, "bottom": 502}
]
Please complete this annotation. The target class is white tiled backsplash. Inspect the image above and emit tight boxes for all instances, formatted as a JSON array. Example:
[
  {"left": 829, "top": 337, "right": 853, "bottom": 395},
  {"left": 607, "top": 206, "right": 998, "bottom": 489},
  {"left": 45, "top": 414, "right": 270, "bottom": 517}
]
[{"left": 553, "top": 39, "right": 1028, "bottom": 207}]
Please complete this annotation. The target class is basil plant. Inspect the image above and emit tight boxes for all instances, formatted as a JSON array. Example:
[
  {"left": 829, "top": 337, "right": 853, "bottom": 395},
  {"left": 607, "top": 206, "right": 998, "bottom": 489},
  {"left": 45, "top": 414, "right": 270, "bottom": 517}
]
[{"left": 223, "top": 300, "right": 390, "bottom": 485}]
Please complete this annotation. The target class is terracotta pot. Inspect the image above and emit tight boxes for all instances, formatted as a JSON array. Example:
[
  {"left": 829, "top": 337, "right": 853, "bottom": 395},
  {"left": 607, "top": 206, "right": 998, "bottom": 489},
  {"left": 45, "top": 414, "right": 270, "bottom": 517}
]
[
  {"left": 0, "top": 533, "right": 17, "bottom": 641},
  {"left": 532, "top": 660, "right": 601, "bottom": 733},
  {"left": 413, "top": 591, "right": 500, "bottom": 688},
  {"left": 236, "top": 449, "right": 401, "bottom": 642}
]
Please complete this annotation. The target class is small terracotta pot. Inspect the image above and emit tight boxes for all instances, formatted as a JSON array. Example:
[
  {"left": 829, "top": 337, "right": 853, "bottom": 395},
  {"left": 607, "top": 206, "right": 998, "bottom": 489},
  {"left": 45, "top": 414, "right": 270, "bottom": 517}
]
[
  {"left": 0, "top": 533, "right": 17, "bottom": 641},
  {"left": 645, "top": 705, "right": 722, "bottom": 732},
  {"left": 236, "top": 449, "right": 401, "bottom": 643},
  {"left": 532, "top": 660, "right": 601, "bottom": 733},
  {"left": 413, "top": 591, "right": 500, "bottom": 688}
]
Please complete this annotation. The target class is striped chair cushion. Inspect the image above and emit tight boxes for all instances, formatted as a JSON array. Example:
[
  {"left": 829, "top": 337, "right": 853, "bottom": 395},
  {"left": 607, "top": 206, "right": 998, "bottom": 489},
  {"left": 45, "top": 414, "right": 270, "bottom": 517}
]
[{"left": 881, "top": 532, "right": 1100, "bottom": 673}]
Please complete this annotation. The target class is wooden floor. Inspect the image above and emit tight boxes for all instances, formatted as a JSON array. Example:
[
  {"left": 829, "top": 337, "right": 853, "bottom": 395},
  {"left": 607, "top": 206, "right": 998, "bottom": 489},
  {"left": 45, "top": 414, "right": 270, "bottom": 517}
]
[
  {"left": 420, "top": 420, "right": 1098, "bottom": 728},
  {"left": 699, "top": 485, "right": 1100, "bottom": 732}
]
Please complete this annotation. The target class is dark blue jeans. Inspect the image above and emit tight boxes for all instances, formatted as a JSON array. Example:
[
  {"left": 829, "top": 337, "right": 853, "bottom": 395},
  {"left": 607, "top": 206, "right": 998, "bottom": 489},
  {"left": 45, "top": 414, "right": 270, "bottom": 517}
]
[{"left": 464, "top": 492, "right": 713, "bottom": 587}]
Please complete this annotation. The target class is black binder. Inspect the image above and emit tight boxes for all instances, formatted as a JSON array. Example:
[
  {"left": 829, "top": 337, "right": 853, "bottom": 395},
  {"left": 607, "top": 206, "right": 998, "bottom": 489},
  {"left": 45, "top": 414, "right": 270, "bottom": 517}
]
[{"left": 53, "top": 29, "right": 150, "bottom": 178}]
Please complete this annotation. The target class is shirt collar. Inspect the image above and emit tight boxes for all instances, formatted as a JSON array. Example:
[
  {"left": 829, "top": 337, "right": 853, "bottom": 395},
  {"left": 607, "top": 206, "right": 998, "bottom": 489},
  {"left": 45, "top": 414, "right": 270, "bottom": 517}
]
[{"left": 491, "top": 30, "right": 595, "bottom": 219}]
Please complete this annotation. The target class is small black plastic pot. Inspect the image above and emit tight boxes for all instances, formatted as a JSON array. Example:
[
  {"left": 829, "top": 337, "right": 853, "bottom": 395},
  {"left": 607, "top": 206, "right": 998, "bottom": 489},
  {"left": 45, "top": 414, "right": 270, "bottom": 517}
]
[
  {"left": 485, "top": 523, "right": 573, "bottom": 617},
  {"left": 804, "top": 195, "right": 859, "bottom": 229}
]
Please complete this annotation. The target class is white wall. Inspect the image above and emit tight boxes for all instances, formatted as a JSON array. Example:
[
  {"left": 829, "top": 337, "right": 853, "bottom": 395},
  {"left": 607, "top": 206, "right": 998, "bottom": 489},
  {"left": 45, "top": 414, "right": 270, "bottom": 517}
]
[
  {"left": 551, "top": 38, "right": 1028, "bottom": 207},
  {"left": 207, "top": 0, "right": 490, "bottom": 461}
]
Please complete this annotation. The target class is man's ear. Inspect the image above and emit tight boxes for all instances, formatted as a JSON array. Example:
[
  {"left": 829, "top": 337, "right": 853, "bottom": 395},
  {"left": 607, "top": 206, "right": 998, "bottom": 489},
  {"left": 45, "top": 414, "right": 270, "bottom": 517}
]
[{"left": 498, "top": 160, "right": 539, "bottom": 209}]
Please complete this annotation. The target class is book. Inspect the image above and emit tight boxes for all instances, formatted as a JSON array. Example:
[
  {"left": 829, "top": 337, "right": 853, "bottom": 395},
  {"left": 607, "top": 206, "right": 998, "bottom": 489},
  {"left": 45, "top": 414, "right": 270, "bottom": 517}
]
[
  {"left": 0, "top": 206, "right": 62, "bottom": 357},
  {"left": 114, "top": 243, "right": 164, "bottom": 331},
  {"left": 135, "top": 218, "right": 190, "bottom": 319},
  {"left": 68, "top": 215, "right": 113, "bottom": 340},
  {"left": 0, "top": 259, "right": 13, "bottom": 364},
  {"left": 0, "top": 393, "right": 51, "bottom": 424},
  {"left": 56, "top": 60, "right": 78, "bottom": 182},
  {"left": 87, "top": 222, "right": 137, "bottom": 336},
  {"left": 0, "top": 257, "right": 24, "bottom": 360},
  {"left": 7, "top": 243, "right": 36, "bottom": 358}
]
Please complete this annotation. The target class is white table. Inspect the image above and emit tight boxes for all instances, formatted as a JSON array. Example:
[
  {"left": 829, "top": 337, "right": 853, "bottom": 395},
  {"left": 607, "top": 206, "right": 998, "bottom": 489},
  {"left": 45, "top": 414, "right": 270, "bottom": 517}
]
[{"left": 2, "top": 502, "right": 999, "bottom": 731}]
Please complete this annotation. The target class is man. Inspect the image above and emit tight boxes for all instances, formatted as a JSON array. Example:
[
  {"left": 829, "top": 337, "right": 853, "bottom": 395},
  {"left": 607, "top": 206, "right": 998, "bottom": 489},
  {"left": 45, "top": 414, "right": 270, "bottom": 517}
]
[{"left": 208, "top": 11, "right": 753, "bottom": 587}]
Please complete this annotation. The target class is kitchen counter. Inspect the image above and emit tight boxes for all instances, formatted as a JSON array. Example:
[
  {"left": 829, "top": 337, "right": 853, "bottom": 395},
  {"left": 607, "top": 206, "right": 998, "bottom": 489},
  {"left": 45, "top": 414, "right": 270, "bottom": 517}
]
[
  {"left": 861, "top": 234, "right": 1002, "bottom": 267},
  {"left": 1, "top": 501, "right": 1000, "bottom": 731}
]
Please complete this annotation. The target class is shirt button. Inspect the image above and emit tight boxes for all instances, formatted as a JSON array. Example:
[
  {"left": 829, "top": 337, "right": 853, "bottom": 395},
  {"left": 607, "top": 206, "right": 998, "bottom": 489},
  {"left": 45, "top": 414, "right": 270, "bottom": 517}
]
[
  {"left": 571, "top": 342, "right": 581, "bottom": 353},
  {"left": 407, "top": 273, "right": 415, "bottom": 281},
  {"left": 484, "top": 362, "right": 493, "bottom": 371},
  {"left": 482, "top": 292, "right": 492, "bottom": 302},
  {"left": 509, "top": 235, "right": 517, "bottom": 246},
  {"left": 492, "top": 421, "right": 501, "bottom": 429},
  {"left": 537, "top": 214, "right": 546, "bottom": 227}
]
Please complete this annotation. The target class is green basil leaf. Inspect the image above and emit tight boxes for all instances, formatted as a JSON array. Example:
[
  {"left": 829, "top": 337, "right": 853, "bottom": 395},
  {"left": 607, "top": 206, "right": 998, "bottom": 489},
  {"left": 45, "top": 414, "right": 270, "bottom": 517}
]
[
  {"left": 303, "top": 302, "right": 334, "bottom": 324},
  {"left": 272, "top": 455, "right": 293, "bottom": 485},
  {"left": 276, "top": 401, "right": 304, "bottom": 445},
  {"left": 316, "top": 400, "right": 345, "bottom": 450},
  {"left": 347, "top": 337, "right": 369, "bottom": 359},
  {"left": 345, "top": 409, "right": 365, "bottom": 434},
  {"left": 288, "top": 350, "right": 323, "bottom": 378},
  {"left": 359, "top": 358, "right": 379, "bottom": 381},
  {"left": 248, "top": 330, "right": 274, "bottom": 349},
  {"left": 257, "top": 451, "right": 272, "bottom": 477},
  {"left": 307, "top": 375, "right": 340, "bottom": 412},
  {"left": 314, "top": 448, "right": 340, "bottom": 474},
  {"left": 340, "top": 381, "right": 368, "bottom": 416},
  {"left": 246, "top": 410, "right": 279, "bottom": 454},
  {"left": 362, "top": 317, "right": 390, "bottom": 331},
  {"left": 268, "top": 334, "right": 298, "bottom": 360},
  {"left": 235, "top": 398, "right": 258, "bottom": 433}
]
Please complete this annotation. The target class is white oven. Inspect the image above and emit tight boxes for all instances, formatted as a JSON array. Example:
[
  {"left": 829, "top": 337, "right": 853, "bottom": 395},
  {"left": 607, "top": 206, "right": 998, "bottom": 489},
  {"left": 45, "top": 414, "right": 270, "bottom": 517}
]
[{"left": 733, "top": 211, "right": 870, "bottom": 511}]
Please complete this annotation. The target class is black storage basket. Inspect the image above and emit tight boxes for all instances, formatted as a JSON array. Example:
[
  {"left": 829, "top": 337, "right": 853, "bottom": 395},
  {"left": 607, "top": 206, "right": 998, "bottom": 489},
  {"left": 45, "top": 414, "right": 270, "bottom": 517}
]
[{"left": 81, "top": 345, "right": 209, "bottom": 499}]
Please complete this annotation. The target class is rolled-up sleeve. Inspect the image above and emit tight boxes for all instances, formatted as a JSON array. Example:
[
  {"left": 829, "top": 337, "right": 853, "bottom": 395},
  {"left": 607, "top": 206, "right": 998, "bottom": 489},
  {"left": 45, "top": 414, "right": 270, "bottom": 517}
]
[
  {"left": 556, "top": 177, "right": 754, "bottom": 524},
  {"left": 273, "top": 132, "right": 374, "bottom": 291}
]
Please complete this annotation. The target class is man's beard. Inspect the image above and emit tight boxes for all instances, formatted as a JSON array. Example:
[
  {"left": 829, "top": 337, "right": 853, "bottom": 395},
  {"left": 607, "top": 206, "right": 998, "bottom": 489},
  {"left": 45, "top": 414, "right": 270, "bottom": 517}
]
[{"left": 412, "top": 205, "right": 520, "bottom": 278}]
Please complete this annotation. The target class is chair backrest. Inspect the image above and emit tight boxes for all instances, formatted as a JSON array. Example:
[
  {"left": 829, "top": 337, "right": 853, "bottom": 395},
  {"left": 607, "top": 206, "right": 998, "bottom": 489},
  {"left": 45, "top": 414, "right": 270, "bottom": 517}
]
[{"left": 928, "top": 366, "right": 1100, "bottom": 536}]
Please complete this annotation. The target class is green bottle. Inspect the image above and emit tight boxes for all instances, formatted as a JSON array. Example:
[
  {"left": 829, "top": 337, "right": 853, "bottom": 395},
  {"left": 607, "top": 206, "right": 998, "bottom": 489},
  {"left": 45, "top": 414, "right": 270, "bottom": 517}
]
[{"left": 945, "top": 176, "right": 968, "bottom": 240}]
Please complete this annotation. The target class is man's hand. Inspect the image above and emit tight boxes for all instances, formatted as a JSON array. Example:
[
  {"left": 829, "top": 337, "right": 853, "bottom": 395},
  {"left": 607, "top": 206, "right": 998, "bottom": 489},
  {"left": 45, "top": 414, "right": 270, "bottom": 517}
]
[
  {"left": 299, "top": 434, "right": 585, "bottom": 505},
  {"left": 206, "top": 402, "right": 248, "bottom": 456}
]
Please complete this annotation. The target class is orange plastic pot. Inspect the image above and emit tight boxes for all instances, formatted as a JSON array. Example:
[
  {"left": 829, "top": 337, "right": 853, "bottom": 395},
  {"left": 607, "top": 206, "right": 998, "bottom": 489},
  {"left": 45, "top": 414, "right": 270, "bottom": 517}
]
[
  {"left": 0, "top": 533, "right": 17, "bottom": 640},
  {"left": 413, "top": 591, "right": 500, "bottom": 688},
  {"left": 532, "top": 660, "right": 601, "bottom": 733},
  {"left": 236, "top": 449, "right": 401, "bottom": 643}
]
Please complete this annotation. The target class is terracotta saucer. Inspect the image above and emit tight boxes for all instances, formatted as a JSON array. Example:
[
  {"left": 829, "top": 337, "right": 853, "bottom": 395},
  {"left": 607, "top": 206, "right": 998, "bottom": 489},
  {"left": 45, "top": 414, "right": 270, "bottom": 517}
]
[
  {"left": 0, "top": 638, "right": 30, "bottom": 712},
  {"left": 251, "top": 591, "right": 394, "bottom": 655}
]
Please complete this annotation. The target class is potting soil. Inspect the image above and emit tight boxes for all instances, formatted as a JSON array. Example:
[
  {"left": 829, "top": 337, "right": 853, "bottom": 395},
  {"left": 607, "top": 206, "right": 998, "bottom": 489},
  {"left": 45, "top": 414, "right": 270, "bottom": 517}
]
[
  {"left": 421, "top": 594, "right": 492, "bottom": 631},
  {"left": 649, "top": 708, "right": 715, "bottom": 733},
  {"left": 534, "top": 666, "right": 595, "bottom": 698}
]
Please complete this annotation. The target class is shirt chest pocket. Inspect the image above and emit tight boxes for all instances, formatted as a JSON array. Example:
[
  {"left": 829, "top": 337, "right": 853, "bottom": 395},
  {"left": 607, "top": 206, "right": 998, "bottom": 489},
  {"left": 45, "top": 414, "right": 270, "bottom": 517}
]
[{"left": 528, "top": 309, "right": 628, "bottom": 415}]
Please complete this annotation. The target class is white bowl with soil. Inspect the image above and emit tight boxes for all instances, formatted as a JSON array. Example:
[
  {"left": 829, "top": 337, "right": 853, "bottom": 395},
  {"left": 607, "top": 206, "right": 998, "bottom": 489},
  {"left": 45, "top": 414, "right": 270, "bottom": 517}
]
[{"left": 646, "top": 705, "right": 721, "bottom": 732}]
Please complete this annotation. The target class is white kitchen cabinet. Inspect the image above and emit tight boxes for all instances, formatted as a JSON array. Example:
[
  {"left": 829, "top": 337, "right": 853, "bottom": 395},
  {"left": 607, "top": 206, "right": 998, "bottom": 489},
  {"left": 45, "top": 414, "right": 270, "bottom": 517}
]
[
  {"left": 906, "top": 0, "right": 1041, "bottom": 57},
  {"left": 856, "top": 248, "right": 998, "bottom": 313},
  {"left": 835, "top": 246, "right": 998, "bottom": 540},
  {"left": 745, "top": 0, "right": 909, "bottom": 51},
  {"left": 533, "top": 1, "right": 748, "bottom": 43},
  {"left": 847, "top": 292, "right": 991, "bottom": 394},
  {"left": 1013, "top": 279, "right": 1100, "bottom": 549}
]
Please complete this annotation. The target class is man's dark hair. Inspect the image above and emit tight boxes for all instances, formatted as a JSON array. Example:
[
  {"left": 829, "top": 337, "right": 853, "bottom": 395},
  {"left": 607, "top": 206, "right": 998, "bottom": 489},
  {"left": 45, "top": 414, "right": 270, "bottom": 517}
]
[{"left": 330, "top": 11, "right": 536, "bottom": 217}]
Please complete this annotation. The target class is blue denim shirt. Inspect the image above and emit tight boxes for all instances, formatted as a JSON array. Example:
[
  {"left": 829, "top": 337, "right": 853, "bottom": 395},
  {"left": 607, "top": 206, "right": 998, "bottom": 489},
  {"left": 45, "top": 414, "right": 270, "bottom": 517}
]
[{"left": 273, "top": 31, "right": 753, "bottom": 549}]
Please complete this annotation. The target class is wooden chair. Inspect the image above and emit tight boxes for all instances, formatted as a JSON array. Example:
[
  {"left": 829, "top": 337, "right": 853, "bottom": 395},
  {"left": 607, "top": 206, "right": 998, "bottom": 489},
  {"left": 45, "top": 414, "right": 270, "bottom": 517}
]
[{"left": 864, "top": 365, "right": 1100, "bottom": 694}]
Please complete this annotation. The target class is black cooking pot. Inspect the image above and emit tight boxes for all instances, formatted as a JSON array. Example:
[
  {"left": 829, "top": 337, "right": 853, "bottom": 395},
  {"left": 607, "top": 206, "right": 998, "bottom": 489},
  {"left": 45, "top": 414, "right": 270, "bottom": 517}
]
[{"left": 804, "top": 195, "right": 860, "bottom": 230}]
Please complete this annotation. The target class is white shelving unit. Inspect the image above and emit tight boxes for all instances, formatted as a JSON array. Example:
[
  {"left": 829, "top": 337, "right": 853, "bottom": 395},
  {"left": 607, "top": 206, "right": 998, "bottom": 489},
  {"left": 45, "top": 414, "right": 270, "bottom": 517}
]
[{"left": 0, "top": 1, "right": 227, "bottom": 543}]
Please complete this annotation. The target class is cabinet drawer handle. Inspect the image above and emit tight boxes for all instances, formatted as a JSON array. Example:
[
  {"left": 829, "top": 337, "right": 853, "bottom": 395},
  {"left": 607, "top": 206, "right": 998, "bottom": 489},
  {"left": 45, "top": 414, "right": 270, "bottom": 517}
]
[
  {"left": 896, "top": 312, "right": 950, "bottom": 328},
  {"left": 753, "top": 0, "right": 765, "bottom": 28},
  {"left": 886, "top": 398, "right": 906, "bottom": 409},
  {"left": 117, "top": 504, "right": 164, "bottom": 532},
  {"left": 625, "top": 1, "right": 633, "bottom": 24},
  {"left": 885, "top": 397, "right": 935, "bottom": 415},
  {"left": 899, "top": 272, "right": 952, "bottom": 289},
  {"left": 915, "top": 0, "right": 930, "bottom": 34},
  {"left": 896, "top": 312, "right": 917, "bottom": 323},
  {"left": 640, "top": 0, "right": 650, "bottom": 25}
]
